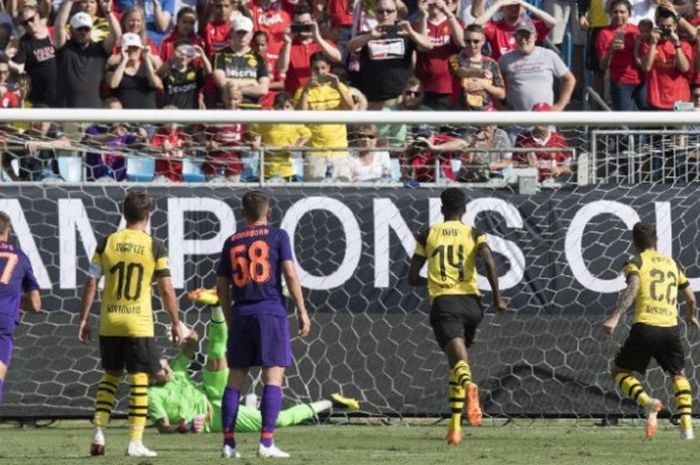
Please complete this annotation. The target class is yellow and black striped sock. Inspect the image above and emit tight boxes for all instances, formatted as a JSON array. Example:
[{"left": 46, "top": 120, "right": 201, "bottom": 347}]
[
  {"left": 448, "top": 361, "right": 471, "bottom": 431},
  {"left": 614, "top": 372, "right": 651, "bottom": 408},
  {"left": 127, "top": 373, "right": 149, "bottom": 441},
  {"left": 673, "top": 377, "right": 693, "bottom": 431},
  {"left": 93, "top": 373, "right": 121, "bottom": 428}
]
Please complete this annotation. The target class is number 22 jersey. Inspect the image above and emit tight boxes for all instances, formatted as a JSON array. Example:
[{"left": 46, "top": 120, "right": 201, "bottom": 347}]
[{"left": 217, "top": 224, "right": 292, "bottom": 317}]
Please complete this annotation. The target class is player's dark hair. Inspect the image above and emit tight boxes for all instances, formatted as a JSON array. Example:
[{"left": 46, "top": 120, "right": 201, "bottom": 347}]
[
  {"left": 293, "top": 1, "right": 312, "bottom": 17},
  {"left": 440, "top": 188, "right": 466, "bottom": 218},
  {"left": 632, "top": 222, "right": 656, "bottom": 250},
  {"left": 242, "top": 191, "right": 270, "bottom": 221},
  {"left": 176, "top": 6, "right": 196, "bottom": 21},
  {"left": 123, "top": 191, "right": 153, "bottom": 224},
  {"left": 0, "top": 211, "right": 11, "bottom": 235},
  {"left": 310, "top": 51, "right": 329, "bottom": 67},
  {"left": 607, "top": 0, "right": 631, "bottom": 14},
  {"left": 465, "top": 24, "right": 483, "bottom": 34}
]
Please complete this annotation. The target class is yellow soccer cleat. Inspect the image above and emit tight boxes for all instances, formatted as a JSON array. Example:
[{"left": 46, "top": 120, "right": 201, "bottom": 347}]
[
  {"left": 331, "top": 393, "right": 360, "bottom": 411},
  {"left": 187, "top": 288, "right": 219, "bottom": 306},
  {"left": 466, "top": 382, "right": 482, "bottom": 427}
]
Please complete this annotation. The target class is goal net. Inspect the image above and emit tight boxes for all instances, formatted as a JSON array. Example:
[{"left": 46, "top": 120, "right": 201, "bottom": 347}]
[{"left": 0, "top": 109, "right": 699, "bottom": 421}]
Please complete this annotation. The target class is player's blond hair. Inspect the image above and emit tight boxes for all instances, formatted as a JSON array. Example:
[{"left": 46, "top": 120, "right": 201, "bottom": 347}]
[{"left": 0, "top": 211, "right": 11, "bottom": 235}]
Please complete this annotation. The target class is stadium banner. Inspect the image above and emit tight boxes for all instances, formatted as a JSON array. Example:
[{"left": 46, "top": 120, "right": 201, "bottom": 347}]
[{"left": 1, "top": 184, "right": 698, "bottom": 418}]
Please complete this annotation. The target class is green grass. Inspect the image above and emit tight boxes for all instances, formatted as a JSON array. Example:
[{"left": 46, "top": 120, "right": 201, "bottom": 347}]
[{"left": 1, "top": 419, "right": 698, "bottom": 465}]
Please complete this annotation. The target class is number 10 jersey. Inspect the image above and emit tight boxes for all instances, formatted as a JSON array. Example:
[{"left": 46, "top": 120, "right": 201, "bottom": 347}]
[{"left": 90, "top": 229, "right": 171, "bottom": 337}]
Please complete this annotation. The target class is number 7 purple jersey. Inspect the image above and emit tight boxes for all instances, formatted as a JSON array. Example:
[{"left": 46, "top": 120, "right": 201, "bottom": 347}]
[
  {"left": 0, "top": 240, "right": 39, "bottom": 331},
  {"left": 217, "top": 224, "right": 293, "bottom": 317}
]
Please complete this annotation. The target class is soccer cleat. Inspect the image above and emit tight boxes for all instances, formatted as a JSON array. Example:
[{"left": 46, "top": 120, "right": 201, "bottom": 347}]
[
  {"left": 645, "top": 398, "right": 663, "bottom": 439},
  {"left": 681, "top": 429, "right": 695, "bottom": 440},
  {"left": 188, "top": 287, "right": 219, "bottom": 306},
  {"left": 221, "top": 445, "right": 242, "bottom": 458},
  {"left": 466, "top": 382, "right": 483, "bottom": 427},
  {"left": 446, "top": 428, "right": 462, "bottom": 445},
  {"left": 257, "top": 443, "right": 290, "bottom": 458},
  {"left": 331, "top": 393, "right": 360, "bottom": 411},
  {"left": 90, "top": 428, "right": 105, "bottom": 456},
  {"left": 126, "top": 441, "right": 158, "bottom": 457}
]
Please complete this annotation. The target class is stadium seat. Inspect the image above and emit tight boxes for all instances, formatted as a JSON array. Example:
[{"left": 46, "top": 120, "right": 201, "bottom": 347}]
[
  {"left": 182, "top": 157, "right": 206, "bottom": 183},
  {"left": 241, "top": 154, "right": 260, "bottom": 182},
  {"left": 390, "top": 158, "right": 401, "bottom": 181},
  {"left": 291, "top": 154, "right": 304, "bottom": 182},
  {"left": 1, "top": 158, "right": 19, "bottom": 182},
  {"left": 57, "top": 155, "right": 83, "bottom": 182},
  {"left": 126, "top": 156, "right": 155, "bottom": 182}
]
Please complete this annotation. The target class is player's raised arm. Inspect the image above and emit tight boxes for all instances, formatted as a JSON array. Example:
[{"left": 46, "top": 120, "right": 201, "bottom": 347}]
[
  {"left": 602, "top": 274, "right": 640, "bottom": 335},
  {"left": 681, "top": 285, "right": 699, "bottom": 329},
  {"left": 479, "top": 243, "right": 506, "bottom": 312},
  {"left": 281, "top": 260, "right": 310, "bottom": 338},
  {"left": 78, "top": 276, "right": 98, "bottom": 343}
]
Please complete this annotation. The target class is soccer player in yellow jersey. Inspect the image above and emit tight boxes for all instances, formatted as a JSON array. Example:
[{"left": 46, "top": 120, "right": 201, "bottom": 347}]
[
  {"left": 77, "top": 191, "right": 183, "bottom": 457},
  {"left": 408, "top": 188, "right": 507, "bottom": 445},
  {"left": 602, "top": 222, "right": 699, "bottom": 440}
]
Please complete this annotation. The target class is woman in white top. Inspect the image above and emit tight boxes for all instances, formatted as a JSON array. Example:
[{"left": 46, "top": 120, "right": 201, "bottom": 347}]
[{"left": 349, "top": 124, "right": 392, "bottom": 182}]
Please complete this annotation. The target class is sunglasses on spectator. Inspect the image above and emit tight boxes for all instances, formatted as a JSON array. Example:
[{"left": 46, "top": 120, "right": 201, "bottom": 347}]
[
  {"left": 352, "top": 133, "right": 377, "bottom": 139},
  {"left": 21, "top": 15, "right": 37, "bottom": 26},
  {"left": 376, "top": 9, "right": 396, "bottom": 14},
  {"left": 465, "top": 39, "right": 481, "bottom": 44},
  {"left": 76, "top": 27, "right": 91, "bottom": 32},
  {"left": 404, "top": 91, "right": 422, "bottom": 97}
]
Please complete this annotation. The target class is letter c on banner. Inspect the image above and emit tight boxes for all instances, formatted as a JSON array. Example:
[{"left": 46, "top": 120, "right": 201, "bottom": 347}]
[
  {"left": 281, "top": 197, "right": 361, "bottom": 290},
  {"left": 565, "top": 200, "right": 640, "bottom": 293}
]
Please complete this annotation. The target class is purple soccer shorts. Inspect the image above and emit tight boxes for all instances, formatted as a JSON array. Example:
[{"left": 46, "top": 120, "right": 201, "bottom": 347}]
[{"left": 227, "top": 314, "right": 292, "bottom": 368}]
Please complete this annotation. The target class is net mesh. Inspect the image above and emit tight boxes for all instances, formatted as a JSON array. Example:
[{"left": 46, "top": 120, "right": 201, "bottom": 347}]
[{"left": 0, "top": 118, "right": 699, "bottom": 421}]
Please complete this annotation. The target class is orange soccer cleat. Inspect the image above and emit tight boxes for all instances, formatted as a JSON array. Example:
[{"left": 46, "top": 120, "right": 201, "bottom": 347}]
[
  {"left": 466, "top": 383, "right": 483, "bottom": 427},
  {"left": 446, "top": 428, "right": 462, "bottom": 445}
]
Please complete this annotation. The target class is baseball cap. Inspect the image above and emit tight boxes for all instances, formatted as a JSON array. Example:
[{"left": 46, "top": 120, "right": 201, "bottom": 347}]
[
  {"left": 414, "top": 124, "right": 434, "bottom": 138},
  {"left": 121, "top": 32, "right": 143, "bottom": 48},
  {"left": 531, "top": 102, "right": 552, "bottom": 112},
  {"left": 515, "top": 21, "right": 536, "bottom": 35},
  {"left": 69, "top": 12, "right": 93, "bottom": 29},
  {"left": 232, "top": 15, "right": 254, "bottom": 33}
]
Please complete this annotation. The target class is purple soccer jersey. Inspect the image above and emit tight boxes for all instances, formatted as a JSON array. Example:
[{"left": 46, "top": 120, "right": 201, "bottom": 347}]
[
  {"left": 217, "top": 224, "right": 293, "bottom": 317},
  {"left": 0, "top": 240, "right": 39, "bottom": 333}
]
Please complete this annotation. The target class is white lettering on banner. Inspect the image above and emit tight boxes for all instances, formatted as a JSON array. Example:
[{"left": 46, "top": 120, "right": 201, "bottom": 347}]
[
  {"left": 373, "top": 198, "right": 416, "bottom": 287},
  {"left": 0, "top": 199, "right": 51, "bottom": 289},
  {"left": 655, "top": 201, "right": 672, "bottom": 257},
  {"left": 281, "top": 197, "right": 362, "bottom": 290},
  {"left": 565, "top": 200, "right": 640, "bottom": 293},
  {"left": 167, "top": 198, "right": 237, "bottom": 289},
  {"left": 429, "top": 197, "right": 525, "bottom": 291},
  {"left": 59, "top": 199, "right": 97, "bottom": 289}
]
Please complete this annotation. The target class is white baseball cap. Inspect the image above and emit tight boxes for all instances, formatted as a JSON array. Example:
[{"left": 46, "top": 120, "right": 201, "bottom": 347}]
[
  {"left": 121, "top": 32, "right": 143, "bottom": 48},
  {"left": 232, "top": 15, "right": 253, "bottom": 33},
  {"left": 69, "top": 12, "right": 93, "bottom": 29}
]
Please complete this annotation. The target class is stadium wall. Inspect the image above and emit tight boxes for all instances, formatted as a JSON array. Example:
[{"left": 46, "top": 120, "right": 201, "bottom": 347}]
[{"left": 1, "top": 185, "right": 698, "bottom": 419}]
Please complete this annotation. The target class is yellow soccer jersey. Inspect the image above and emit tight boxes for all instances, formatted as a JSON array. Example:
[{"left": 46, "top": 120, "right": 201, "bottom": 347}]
[
  {"left": 414, "top": 220, "right": 488, "bottom": 303},
  {"left": 90, "top": 229, "right": 171, "bottom": 337},
  {"left": 252, "top": 123, "right": 312, "bottom": 178},
  {"left": 623, "top": 249, "right": 689, "bottom": 327},
  {"left": 293, "top": 82, "right": 348, "bottom": 157}
]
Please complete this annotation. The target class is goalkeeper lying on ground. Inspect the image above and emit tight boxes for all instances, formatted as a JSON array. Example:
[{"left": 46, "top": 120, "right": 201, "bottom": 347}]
[{"left": 148, "top": 289, "right": 359, "bottom": 433}]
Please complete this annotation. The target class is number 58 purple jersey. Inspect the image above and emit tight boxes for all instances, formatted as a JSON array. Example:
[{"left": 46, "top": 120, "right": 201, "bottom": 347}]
[
  {"left": 0, "top": 240, "right": 39, "bottom": 331},
  {"left": 217, "top": 224, "right": 293, "bottom": 317}
]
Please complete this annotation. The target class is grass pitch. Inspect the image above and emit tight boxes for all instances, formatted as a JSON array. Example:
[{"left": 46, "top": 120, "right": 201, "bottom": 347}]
[{"left": 1, "top": 419, "right": 698, "bottom": 465}]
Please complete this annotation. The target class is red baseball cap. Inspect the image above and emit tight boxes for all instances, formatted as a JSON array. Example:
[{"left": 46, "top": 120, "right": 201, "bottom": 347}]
[{"left": 531, "top": 102, "right": 552, "bottom": 112}]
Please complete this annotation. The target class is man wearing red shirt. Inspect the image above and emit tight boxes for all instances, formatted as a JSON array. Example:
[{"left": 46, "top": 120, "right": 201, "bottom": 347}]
[
  {"left": 250, "top": 0, "right": 292, "bottom": 59},
  {"left": 414, "top": 0, "right": 465, "bottom": 110},
  {"left": 277, "top": 1, "right": 341, "bottom": 93},
  {"left": 640, "top": 8, "right": 692, "bottom": 110},
  {"left": 472, "top": 0, "right": 556, "bottom": 61},
  {"left": 514, "top": 103, "right": 572, "bottom": 183},
  {"left": 201, "top": 0, "right": 235, "bottom": 57},
  {"left": 401, "top": 124, "right": 468, "bottom": 183}
]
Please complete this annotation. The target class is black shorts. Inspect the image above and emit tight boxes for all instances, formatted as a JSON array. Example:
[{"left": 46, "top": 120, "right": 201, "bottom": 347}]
[
  {"left": 614, "top": 323, "right": 685, "bottom": 375},
  {"left": 586, "top": 27, "right": 603, "bottom": 72},
  {"left": 430, "top": 295, "right": 484, "bottom": 349},
  {"left": 99, "top": 336, "right": 160, "bottom": 374}
]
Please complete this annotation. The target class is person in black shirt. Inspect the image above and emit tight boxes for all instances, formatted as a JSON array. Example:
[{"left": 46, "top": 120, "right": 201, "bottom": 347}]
[
  {"left": 11, "top": 5, "right": 57, "bottom": 107},
  {"left": 106, "top": 32, "right": 163, "bottom": 109},
  {"left": 54, "top": 0, "right": 122, "bottom": 108},
  {"left": 159, "top": 43, "right": 212, "bottom": 109}
]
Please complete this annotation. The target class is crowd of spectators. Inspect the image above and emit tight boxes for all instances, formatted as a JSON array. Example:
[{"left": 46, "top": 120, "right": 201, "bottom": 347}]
[{"left": 3, "top": 0, "right": 697, "bottom": 185}]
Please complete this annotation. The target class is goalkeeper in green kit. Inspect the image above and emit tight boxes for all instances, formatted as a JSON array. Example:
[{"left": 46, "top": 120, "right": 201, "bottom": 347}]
[{"left": 148, "top": 289, "right": 359, "bottom": 433}]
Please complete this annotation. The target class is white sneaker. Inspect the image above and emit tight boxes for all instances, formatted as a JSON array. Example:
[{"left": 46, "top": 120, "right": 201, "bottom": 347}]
[
  {"left": 221, "top": 444, "right": 242, "bottom": 458},
  {"left": 90, "top": 428, "right": 105, "bottom": 456},
  {"left": 257, "top": 444, "right": 290, "bottom": 458},
  {"left": 681, "top": 429, "right": 695, "bottom": 440},
  {"left": 645, "top": 398, "right": 663, "bottom": 439},
  {"left": 126, "top": 441, "right": 158, "bottom": 457}
]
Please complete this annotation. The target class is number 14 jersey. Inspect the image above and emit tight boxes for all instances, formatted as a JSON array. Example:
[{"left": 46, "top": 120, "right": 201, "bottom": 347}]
[
  {"left": 90, "top": 229, "right": 171, "bottom": 337},
  {"left": 217, "top": 224, "right": 292, "bottom": 317},
  {"left": 414, "top": 220, "right": 487, "bottom": 303},
  {"left": 623, "top": 249, "right": 689, "bottom": 328}
]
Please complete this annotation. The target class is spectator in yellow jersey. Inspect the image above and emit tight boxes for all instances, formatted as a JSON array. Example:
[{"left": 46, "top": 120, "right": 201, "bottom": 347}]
[
  {"left": 602, "top": 222, "right": 699, "bottom": 441},
  {"left": 251, "top": 92, "right": 311, "bottom": 182},
  {"left": 408, "top": 188, "right": 506, "bottom": 446},
  {"left": 294, "top": 51, "right": 353, "bottom": 181},
  {"left": 78, "top": 191, "right": 182, "bottom": 458}
]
